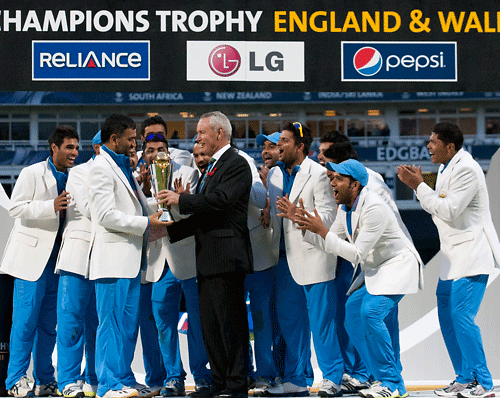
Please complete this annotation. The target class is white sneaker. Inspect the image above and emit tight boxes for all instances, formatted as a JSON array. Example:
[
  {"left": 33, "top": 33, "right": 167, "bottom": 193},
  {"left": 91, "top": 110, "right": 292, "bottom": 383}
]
[
  {"left": 77, "top": 381, "right": 97, "bottom": 398},
  {"left": 341, "top": 374, "right": 370, "bottom": 394},
  {"left": 265, "top": 381, "right": 309, "bottom": 397},
  {"left": 62, "top": 383, "right": 85, "bottom": 398},
  {"left": 363, "top": 385, "right": 401, "bottom": 398},
  {"left": 318, "top": 379, "right": 342, "bottom": 397},
  {"left": 252, "top": 377, "right": 273, "bottom": 397},
  {"left": 98, "top": 387, "right": 138, "bottom": 398},
  {"left": 436, "top": 381, "right": 471, "bottom": 397},
  {"left": 8, "top": 376, "right": 35, "bottom": 398},
  {"left": 457, "top": 383, "right": 495, "bottom": 398},
  {"left": 131, "top": 385, "right": 155, "bottom": 398},
  {"left": 35, "top": 382, "right": 59, "bottom": 397},
  {"left": 359, "top": 382, "right": 382, "bottom": 397}
]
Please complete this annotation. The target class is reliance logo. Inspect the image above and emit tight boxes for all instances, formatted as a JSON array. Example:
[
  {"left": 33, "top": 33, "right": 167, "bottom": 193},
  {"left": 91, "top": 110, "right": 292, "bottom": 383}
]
[{"left": 32, "top": 41, "right": 150, "bottom": 81}]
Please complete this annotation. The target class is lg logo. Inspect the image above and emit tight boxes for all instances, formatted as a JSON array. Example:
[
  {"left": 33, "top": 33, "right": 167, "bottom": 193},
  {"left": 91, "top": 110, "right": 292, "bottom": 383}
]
[
  {"left": 249, "top": 51, "right": 284, "bottom": 72},
  {"left": 208, "top": 45, "right": 284, "bottom": 77},
  {"left": 187, "top": 41, "right": 304, "bottom": 82},
  {"left": 209, "top": 45, "right": 241, "bottom": 77}
]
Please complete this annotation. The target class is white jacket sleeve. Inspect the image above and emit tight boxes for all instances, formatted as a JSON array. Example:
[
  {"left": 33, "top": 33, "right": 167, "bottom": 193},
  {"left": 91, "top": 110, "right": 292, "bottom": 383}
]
[
  {"left": 324, "top": 202, "right": 389, "bottom": 265},
  {"left": 88, "top": 164, "right": 148, "bottom": 236},
  {"left": 9, "top": 167, "right": 57, "bottom": 220},
  {"left": 416, "top": 166, "right": 478, "bottom": 223},
  {"left": 67, "top": 166, "right": 91, "bottom": 219}
]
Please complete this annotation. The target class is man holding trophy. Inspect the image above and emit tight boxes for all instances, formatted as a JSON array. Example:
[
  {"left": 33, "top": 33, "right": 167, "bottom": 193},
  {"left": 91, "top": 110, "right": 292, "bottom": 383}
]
[
  {"left": 141, "top": 133, "right": 212, "bottom": 396},
  {"left": 158, "top": 111, "right": 253, "bottom": 398},
  {"left": 87, "top": 114, "right": 170, "bottom": 398}
]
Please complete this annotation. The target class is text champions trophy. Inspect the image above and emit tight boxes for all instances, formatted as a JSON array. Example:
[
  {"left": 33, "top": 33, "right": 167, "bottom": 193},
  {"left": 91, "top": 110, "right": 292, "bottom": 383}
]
[{"left": 151, "top": 152, "right": 175, "bottom": 222}]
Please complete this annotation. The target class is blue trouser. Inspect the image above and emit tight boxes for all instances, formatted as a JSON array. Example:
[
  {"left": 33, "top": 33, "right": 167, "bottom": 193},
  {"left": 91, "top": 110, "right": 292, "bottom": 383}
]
[
  {"left": 151, "top": 267, "right": 210, "bottom": 383},
  {"left": 275, "top": 255, "right": 343, "bottom": 387},
  {"left": 345, "top": 285, "right": 405, "bottom": 394},
  {"left": 139, "top": 283, "right": 167, "bottom": 387},
  {"left": 244, "top": 266, "right": 279, "bottom": 379},
  {"left": 95, "top": 276, "right": 141, "bottom": 396},
  {"left": 334, "top": 258, "right": 369, "bottom": 382},
  {"left": 6, "top": 265, "right": 59, "bottom": 389},
  {"left": 57, "top": 271, "right": 98, "bottom": 391},
  {"left": 436, "top": 275, "right": 492, "bottom": 389}
]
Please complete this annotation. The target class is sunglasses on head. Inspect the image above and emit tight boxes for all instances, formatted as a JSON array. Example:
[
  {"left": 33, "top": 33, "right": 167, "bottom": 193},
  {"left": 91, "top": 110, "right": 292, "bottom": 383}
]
[
  {"left": 145, "top": 133, "right": 166, "bottom": 142},
  {"left": 293, "top": 122, "right": 304, "bottom": 138}
]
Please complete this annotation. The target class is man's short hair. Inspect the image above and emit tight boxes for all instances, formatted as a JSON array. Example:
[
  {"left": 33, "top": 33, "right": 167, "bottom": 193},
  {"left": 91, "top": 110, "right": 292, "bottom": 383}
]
[
  {"left": 320, "top": 130, "right": 347, "bottom": 144},
  {"left": 200, "top": 111, "right": 232, "bottom": 140},
  {"left": 283, "top": 122, "right": 312, "bottom": 156},
  {"left": 323, "top": 141, "right": 358, "bottom": 163},
  {"left": 48, "top": 125, "right": 79, "bottom": 156},
  {"left": 432, "top": 122, "right": 463, "bottom": 151},
  {"left": 140, "top": 115, "right": 168, "bottom": 138},
  {"left": 100, "top": 114, "right": 136, "bottom": 144}
]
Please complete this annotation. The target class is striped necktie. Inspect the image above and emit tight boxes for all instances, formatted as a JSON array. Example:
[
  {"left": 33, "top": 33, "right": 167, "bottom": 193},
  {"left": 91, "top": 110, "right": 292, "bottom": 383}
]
[{"left": 198, "top": 158, "right": 216, "bottom": 192}]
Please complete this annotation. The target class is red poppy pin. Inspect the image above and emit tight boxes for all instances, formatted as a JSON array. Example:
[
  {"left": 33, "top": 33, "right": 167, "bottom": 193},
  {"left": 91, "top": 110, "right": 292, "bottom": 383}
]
[{"left": 207, "top": 168, "right": 217, "bottom": 177}]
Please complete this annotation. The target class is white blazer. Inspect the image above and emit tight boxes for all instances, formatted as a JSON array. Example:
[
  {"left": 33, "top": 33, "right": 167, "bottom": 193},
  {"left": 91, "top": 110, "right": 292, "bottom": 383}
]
[
  {"left": 88, "top": 149, "right": 149, "bottom": 280},
  {"left": 367, "top": 168, "right": 412, "bottom": 241},
  {"left": 416, "top": 148, "right": 500, "bottom": 280},
  {"left": 1, "top": 159, "right": 60, "bottom": 281},
  {"left": 309, "top": 187, "right": 423, "bottom": 296},
  {"left": 55, "top": 158, "right": 93, "bottom": 276},
  {"left": 145, "top": 161, "right": 199, "bottom": 282},
  {"left": 268, "top": 157, "right": 336, "bottom": 285},
  {"left": 238, "top": 150, "right": 275, "bottom": 272}
]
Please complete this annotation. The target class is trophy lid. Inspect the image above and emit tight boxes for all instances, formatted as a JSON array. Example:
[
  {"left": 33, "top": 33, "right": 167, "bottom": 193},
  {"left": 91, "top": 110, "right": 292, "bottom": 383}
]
[{"left": 154, "top": 152, "right": 170, "bottom": 162}]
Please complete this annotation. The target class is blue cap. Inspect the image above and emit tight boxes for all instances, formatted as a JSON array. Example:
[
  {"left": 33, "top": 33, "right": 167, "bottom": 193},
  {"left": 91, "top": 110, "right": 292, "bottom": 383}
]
[
  {"left": 326, "top": 159, "right": 369, "bottom": 187},
  {"left": 92, "top": 130, "right": 102, "bottom": 146},
  {"left": 256, "top": 132, "right": 281, "bottom": 146}
]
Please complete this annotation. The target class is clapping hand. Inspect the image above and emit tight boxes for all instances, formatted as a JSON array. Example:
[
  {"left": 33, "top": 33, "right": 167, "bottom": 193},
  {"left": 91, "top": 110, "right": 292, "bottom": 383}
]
[
  {"left": 173, "top": 177, "right": 191, "bottom": 195},
  {"left": 396, "top": 165, "right": 424, "bottom": 191},
  {"left": 276, "top": 194, "right": 298, "bottom": 222},
  {"left": 294, "top": 198, "right": 329, "bottom": 239}
]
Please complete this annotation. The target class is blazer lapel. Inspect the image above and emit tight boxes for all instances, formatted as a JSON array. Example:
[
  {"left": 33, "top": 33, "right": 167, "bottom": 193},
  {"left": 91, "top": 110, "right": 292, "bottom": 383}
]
[
  {"left": 100, "top": 150, "right": 138, "bottom": 201},
  {"left": 42, "top": 159, "right": 58, "bottom": 198},
  {"left": 289, "top": 158, "right": 311, "bottom": 203},
  {"left": 269, "top": 166, "right": 284, "bottom": 195},
  {"left": 349, "top": 188, "right": 368, "bottom": 240},
  {"left": 201, "top": 148, "right": 232, "bottom": 194},
  {"left": 435, "top": 149, "right": 465, "bottom": 193}
]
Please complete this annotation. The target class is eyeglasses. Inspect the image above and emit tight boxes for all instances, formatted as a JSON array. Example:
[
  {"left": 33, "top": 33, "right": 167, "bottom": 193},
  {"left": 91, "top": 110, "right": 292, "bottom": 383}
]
[
  {"left": 293, "top": 122, "right": 304, "bottom": 138},
  {"left": 145, "top": 133, "right": 166, "bottom": 142}
]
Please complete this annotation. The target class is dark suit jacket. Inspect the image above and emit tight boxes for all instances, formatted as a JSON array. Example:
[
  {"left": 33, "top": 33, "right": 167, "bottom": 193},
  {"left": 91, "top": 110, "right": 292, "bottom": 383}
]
[{"left": 167, "top": 147, "right": 253, "bottom": 276}]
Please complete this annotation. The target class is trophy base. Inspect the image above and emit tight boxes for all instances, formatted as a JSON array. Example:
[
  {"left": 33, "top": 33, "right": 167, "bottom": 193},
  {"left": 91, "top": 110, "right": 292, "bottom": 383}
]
[{"left": 159, "top": 209, "right": 174, "bottom": 223}]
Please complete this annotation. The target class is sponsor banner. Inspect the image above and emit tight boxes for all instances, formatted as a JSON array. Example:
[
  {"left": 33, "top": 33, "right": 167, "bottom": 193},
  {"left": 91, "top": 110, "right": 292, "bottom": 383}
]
[
  {"left": 186, "top": 41, "right": 304, "bottom": 81},
  {"left": 3, "top": 2, "right": 500, "bottom": 90},
  {"left": 32, "top": 40, "right": 150, "bottom": 81},
  {"left": 4, "top": 91, "right": 500, "bottom": 105},
  {"left": 356, "top": 144, "right": 499, "bottom": 162},
  {"left": 342, "top": 41, "right": 457, "bottom": 82}
]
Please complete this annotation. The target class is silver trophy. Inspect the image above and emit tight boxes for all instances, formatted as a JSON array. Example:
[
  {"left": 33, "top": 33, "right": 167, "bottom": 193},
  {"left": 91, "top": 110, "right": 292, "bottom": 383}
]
[{"left": 151, "top": 152, "right": 175, "bottom": 222}]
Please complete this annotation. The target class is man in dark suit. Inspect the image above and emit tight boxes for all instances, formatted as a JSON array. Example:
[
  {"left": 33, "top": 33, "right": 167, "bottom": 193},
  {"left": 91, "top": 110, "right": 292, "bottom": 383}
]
[{"left": 159, "top": 111, "right": 253, "bottom": 398}]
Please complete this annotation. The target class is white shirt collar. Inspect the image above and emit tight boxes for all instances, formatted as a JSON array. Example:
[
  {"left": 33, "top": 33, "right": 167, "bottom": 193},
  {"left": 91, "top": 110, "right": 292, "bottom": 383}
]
[{"left": 211, "top": 144, "right": 231, "bottom": 165}]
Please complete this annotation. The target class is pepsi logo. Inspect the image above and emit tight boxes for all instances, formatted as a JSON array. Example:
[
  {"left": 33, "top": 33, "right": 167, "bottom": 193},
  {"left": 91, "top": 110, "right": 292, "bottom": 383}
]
[
  {"left": 208, "top": 45, "right": 241, "bottom": 77},
  {"left": 353, "top": 47, "right": 382, "bottom": 76}
]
